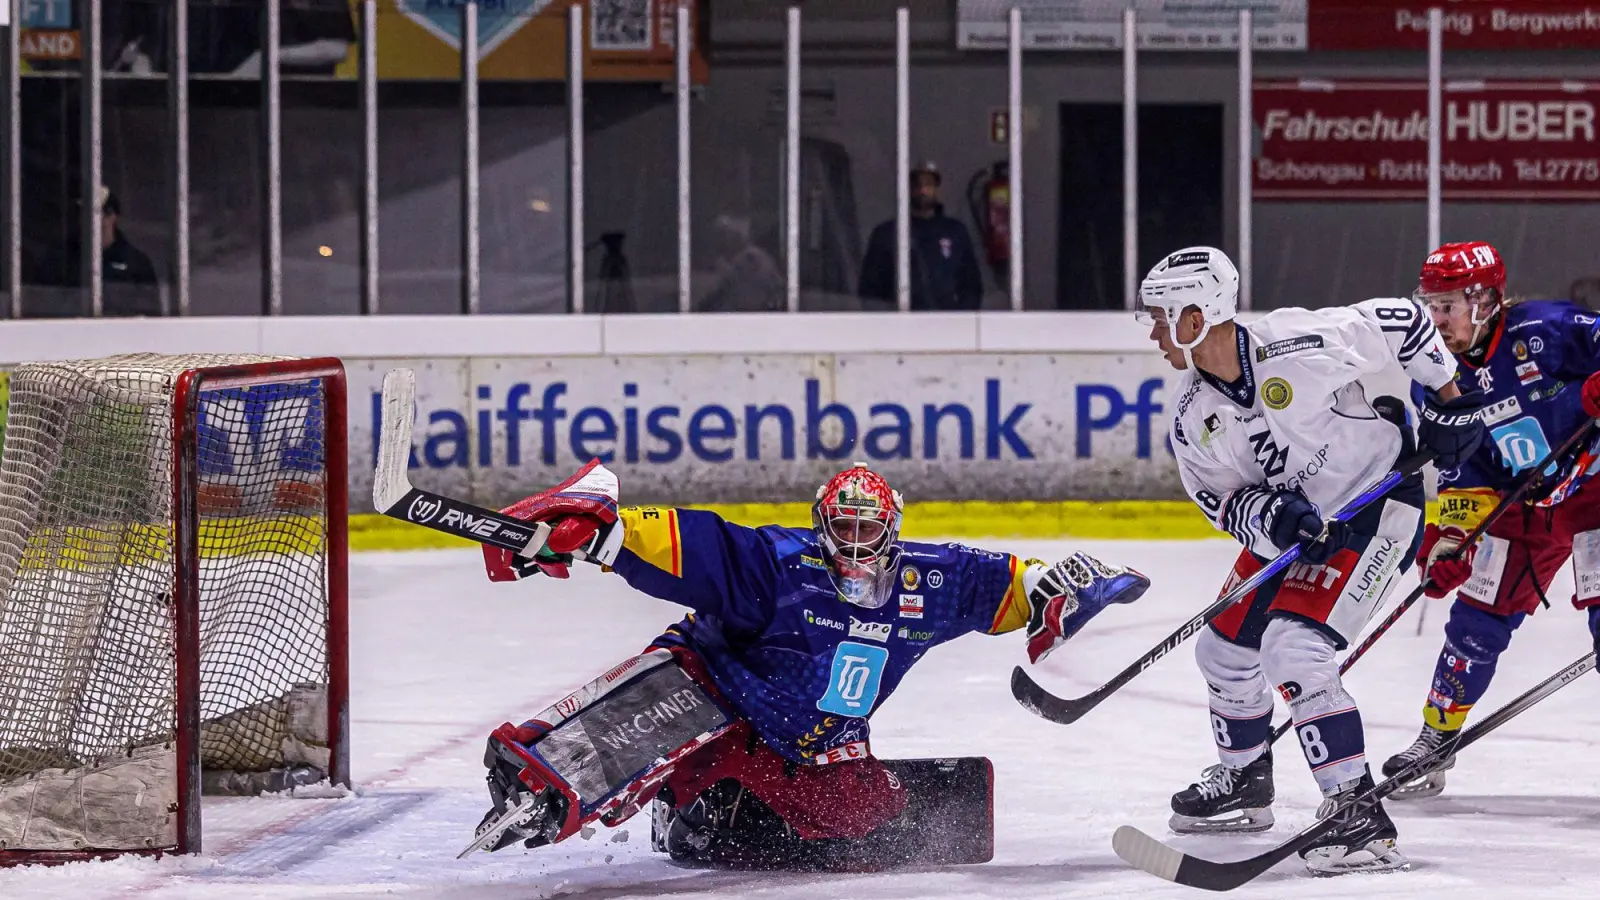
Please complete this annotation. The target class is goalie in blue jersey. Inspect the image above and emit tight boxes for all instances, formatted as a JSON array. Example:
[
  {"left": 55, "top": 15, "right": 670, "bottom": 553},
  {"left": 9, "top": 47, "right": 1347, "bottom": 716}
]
[{"left": 464, "top": 460, "right": 1148, "bottom": 869}]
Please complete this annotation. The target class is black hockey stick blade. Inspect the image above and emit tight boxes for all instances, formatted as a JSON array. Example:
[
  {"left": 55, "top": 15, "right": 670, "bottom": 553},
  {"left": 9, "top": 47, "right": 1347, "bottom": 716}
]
[
  {"left": 1113, "top": 650, "right": 1598, "bottom": 891},
  {"left": 373, "top": 368, "right": 552, "bottom": 557}
]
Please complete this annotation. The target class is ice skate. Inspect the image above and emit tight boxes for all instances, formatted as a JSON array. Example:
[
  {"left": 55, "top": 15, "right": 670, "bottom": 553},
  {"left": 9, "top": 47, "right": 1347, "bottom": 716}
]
[
  {"left": 1302, "top": 769, "right": 1409, "bottom": 876},
  {"left": 1380, "top": 724, "right": 1460, "bottom": 800},
  {"left": 1169, "top": 750, "right": 1275, "bottom": 834}
]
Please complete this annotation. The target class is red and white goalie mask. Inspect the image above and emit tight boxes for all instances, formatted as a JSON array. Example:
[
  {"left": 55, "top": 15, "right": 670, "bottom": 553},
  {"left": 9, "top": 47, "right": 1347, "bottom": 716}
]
[
  {"left": 812, "top": 463, "right": 904, "bottom": 609},
  {"left": 1416, "top": 241, "right": 1506, "bottom": 353}
]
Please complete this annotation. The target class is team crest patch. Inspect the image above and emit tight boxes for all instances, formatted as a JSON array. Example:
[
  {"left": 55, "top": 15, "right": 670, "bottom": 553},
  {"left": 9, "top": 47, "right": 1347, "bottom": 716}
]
[
  {"left": 1513, "top": 341, "right": 1529, "bottom": 361},
  {"left": 1262, "top": 377, "right": 1293, "bottom": 410},
  {"left": 900, "top": 566, "right": 920, "bottom": 591}
]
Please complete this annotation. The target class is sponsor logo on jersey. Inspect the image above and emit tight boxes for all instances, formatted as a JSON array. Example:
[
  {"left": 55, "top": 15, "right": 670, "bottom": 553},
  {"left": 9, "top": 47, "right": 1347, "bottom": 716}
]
[
  {"left": 1282, "top": 443, "right": 1330, "bottom": 491},
  {"left": 812, "top": 740, "right": 871, "bottom": 766},
  {"left": 1172, "top": 419, "right": 1189, "bottom": 447},
  {"left": 1577, "top": 314, "right": 1597, "bottom": 326},
  {"left": 1516, "top": 361, "right": 1542, "bottom": 385},
  {"left": 1255, "top": 335, "right": 1324, "bottom": 362},
  {"left": 1492, "top": 417, "right": 1552, "bottom": 473},
  {"left": 849, "top": 617, "right": 892, "bottom": 643},
  {"left": 1530, "top": 336, "right": 1545, "bottom": 354},
  {"left": 1177, "top": 380, "right": 1203, "bottom": 417},
  {"left": 1513, "top": 340, "right": 1529, "bottom": 361},
  {"left": 799, "top": 554, "right": 827, "bottom": 570},
  {"left": 1285, "top": 561, "right": 1343, "bottom": 591},
  {"left": 898, "top": 593, "right": 925, "bottom": 618},
  {"left": 1261, "top": 377, "right": 1293, "bottom": 410},
  {"left": 900, "top": 565, "right": 920, "bottom": 591},
  {"left": 1203, "top": 413, "right": 1222, "bottom": 435},
  {"left": 927, "top": 570, "right": 944, "bottom": 589},
  {"left": 897, "top": 626, "right": 936, "bottom": 642},
  {"left": 1277, "top": 681, "right": 1303, "bottom": 702},
  {"left": 805, "top": 609, "right": 846, "bottom": 631},
  {"left": 816, "top": 642, "right": 889, "bottom": 716},
  {"left": 1480, "top": 396, "right": 1523, "bottom": 425}
]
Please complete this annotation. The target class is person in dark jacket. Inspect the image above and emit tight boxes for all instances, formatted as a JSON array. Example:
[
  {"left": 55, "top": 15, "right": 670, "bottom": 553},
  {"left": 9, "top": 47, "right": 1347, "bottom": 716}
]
[
  {"left": 858, "top": 161, "right": 984, "bottom": 310},
  {"left": 99, "top": 187, "right": 163, "bottom": 316}
]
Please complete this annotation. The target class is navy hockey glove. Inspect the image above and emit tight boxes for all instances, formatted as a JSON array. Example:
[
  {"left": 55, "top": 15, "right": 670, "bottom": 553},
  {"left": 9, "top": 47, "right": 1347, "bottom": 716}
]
[
  {"left": 1262, "top": 490, "right": 1350, "bottom": 565},
  {"left": 1025, "top": 553, "right": 1149, "bottom": 664},
  {"left": 1418, "top": 389, "right": 1488, "bottom": 470}
]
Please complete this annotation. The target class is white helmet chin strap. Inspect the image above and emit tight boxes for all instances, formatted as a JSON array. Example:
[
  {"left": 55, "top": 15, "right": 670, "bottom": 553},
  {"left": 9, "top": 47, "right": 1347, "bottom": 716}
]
[{"left": 1168, "top": 316, "right": 1214, "bottom": 371}]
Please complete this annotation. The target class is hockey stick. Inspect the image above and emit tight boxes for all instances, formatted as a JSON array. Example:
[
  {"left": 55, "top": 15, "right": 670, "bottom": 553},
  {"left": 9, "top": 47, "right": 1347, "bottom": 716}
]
[
  {"left": 1112, "top": 649, "right": 1598, "bottom": 891},
  {"left": 1262, "top": 418, "right": 1600, "bottom": 747},
  {"left": 1011, "top": 450, "right": 1434, "bottom": 726},
  {"left": 372, "top": 368, "right": 554, "bottom": 558}
]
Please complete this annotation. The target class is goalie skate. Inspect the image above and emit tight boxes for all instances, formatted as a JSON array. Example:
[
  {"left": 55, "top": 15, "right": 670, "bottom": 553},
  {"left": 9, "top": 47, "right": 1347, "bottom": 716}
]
[{"left": 459, "top": 790, "right": 559, "bottom": 858}]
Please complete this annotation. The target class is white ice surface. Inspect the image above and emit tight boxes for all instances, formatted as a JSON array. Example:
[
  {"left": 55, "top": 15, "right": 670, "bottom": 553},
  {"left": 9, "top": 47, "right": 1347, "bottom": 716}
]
[{"left": 3, "top": 540, "right": 1597, "bottom": 899}]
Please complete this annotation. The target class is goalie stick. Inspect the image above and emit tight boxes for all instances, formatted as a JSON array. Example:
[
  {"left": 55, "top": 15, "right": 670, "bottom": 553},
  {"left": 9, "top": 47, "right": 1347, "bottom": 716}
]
[
  {"left": 1112, "top": 649, "right": 1598, "bottom": 891},
  {"left": 1259, "top": 419, "right": 1600, "bottom": 748},
  {"left": 372, "top": 368, "right": 554, "bottom": 558},
  {"left": 1011, "top": 450, "right": 1434, "bottom": 726}
]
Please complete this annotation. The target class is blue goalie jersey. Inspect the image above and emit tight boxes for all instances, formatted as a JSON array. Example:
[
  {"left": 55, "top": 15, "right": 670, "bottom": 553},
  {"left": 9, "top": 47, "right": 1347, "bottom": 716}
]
[{"left": 605, "top": 507, "right": 1033, "bottom": 765}]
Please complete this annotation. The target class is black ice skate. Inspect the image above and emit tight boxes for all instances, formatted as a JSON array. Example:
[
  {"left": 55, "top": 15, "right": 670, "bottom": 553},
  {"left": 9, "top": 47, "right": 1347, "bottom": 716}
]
[
  {"left": 1169, "top": 750, "right": 1275, "bottom": 834},
  {"left": 1302, "top": 769, "right": 1408, "bottom": 876},
  {"left": 1380, "top": 724, "right": 1461, "bottom": 800}
]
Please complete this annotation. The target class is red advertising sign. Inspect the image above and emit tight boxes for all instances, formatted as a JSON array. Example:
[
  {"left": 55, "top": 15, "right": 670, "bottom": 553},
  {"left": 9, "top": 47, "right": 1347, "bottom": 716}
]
[
  {"left": 1310, "top": 1, "right": 1600, "bottom": 51},
  {"left": 1253, "top": 81, "right": 1600, "bottom": 201}
]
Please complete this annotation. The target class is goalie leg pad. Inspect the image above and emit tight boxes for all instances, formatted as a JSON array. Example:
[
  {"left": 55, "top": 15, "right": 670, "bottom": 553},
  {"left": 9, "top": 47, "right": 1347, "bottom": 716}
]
[{"left": 471, "top": 648, "right": 735, "bottom": 853}]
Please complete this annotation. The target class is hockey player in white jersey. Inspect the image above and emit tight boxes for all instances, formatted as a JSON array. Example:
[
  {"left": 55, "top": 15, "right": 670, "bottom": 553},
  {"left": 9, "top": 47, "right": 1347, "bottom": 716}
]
[{"left": 1139, "top": 247, "right": 1487, "bottom": 876}]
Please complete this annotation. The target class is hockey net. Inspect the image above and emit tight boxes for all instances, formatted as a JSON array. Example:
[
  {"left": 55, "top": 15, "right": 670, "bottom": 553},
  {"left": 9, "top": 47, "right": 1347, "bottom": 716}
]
[{"left": 0, "top": 354, "right": 348, "bottom": 860}]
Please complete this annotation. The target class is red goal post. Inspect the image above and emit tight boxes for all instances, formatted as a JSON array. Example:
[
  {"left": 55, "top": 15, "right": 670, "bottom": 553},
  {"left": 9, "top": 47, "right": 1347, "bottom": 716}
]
[{"left": 0, "top": 354, "right": 349, "bottom": 864}]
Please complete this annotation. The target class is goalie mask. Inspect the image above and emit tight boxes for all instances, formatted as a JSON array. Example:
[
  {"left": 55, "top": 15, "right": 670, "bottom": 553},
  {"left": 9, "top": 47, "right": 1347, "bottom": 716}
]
[
  {"left": 1416, "top": 241, "right": 1506, "bottom": 353},
  {"left": 813, "top": 464, "right": 904, "bottom": 609}
]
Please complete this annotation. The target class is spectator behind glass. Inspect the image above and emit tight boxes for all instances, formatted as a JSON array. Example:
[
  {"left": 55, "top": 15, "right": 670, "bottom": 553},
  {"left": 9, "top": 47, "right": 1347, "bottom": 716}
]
[
  {"left": 699, "top": 214, "right": 784, "bottom": 312},
  {"left": 857, "top": 160, "right": 983, "bottom": 311},
  {"left": 99, "top": 187, "right": 163, "bottom": 317}
]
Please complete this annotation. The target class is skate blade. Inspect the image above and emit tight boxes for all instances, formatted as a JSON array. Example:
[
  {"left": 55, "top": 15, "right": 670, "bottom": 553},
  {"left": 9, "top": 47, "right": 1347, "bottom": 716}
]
[
  {"left": 458, "top": 795, "right": 544, "bottom": 859},
  {"left": 1386, "top": 768, "right": 1448, "bottom": 802},
  {"left": 1167, "top": 807, "right": 1275, "bottom": 835},
  {"left": 1305, "top": 839, "right": 1410, "bottom": 877}
]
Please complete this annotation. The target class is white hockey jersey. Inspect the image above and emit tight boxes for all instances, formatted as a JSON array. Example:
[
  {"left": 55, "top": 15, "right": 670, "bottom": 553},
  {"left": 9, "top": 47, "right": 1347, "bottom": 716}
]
[{"left": 1170, "top": 298, "right": 1457, "bottom": 557}]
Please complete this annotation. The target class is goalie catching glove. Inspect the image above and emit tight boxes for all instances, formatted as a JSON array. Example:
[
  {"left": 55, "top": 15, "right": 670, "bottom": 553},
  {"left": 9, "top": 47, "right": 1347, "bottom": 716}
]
[
  {"left": 1025, "top": 553, "right": 1150, "bottom": 664},
  {"left": 482, "top": 460, "right": 625, "bottom": 581}
]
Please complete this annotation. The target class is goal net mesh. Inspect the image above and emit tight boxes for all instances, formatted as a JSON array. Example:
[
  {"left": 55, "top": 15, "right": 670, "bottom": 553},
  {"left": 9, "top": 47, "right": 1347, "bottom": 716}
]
[{"left": 0, "top": 354, "right": 334, "bottom": 853}]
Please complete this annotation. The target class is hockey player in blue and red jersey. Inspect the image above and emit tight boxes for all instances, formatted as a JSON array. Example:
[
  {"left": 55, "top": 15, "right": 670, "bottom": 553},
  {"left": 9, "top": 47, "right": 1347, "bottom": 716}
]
[
  {"left": 462, "top": 460, "right": 1149, "bottom": 868},
  {"left": 1383, "top": 241, "right": 1600, "bottom": 798}
]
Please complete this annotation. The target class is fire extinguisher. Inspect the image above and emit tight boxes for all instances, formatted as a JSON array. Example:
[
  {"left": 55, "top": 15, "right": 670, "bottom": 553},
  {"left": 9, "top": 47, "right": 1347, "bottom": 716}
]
[{"left": 968, "top": 161, "right": 1010, "bottom": 283}]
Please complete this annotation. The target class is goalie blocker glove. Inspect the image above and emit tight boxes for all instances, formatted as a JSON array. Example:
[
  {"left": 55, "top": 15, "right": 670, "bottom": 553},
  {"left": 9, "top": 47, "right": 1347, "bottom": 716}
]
[
  {"left": 1025, "top": 553, "right": 1150, "bottom": 664},
  {"left": 482, "top": 459, "right": 626, "bottom": 581},
  {"left": 1418, "top": 388, "right": 1489, "bottom": 470}
]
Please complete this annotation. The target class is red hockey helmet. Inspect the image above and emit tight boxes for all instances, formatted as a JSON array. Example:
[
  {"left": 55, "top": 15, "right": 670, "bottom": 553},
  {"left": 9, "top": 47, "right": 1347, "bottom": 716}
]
[
  {"left": 812, "top": 463, "right": 904, "bottom": 609},
  {"left": 1416, "top": 241, "right": 1507, "bottom": 350}
]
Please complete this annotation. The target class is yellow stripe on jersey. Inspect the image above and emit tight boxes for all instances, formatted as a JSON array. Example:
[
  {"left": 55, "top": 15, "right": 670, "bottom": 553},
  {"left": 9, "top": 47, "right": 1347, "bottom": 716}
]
[
  {"left": 619, "top": 506, "right": 683, "bottom": 577},
  {"left": 987, "top": 554, "right": 1031, "bottom": 635},
  {"left": 1436, "top": 488, "right": 1497, "bottom": 534}
]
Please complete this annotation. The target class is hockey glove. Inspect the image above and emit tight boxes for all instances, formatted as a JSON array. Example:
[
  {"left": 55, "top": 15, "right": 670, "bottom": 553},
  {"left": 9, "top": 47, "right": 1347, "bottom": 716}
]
[
  {"left": 1416, "top": 523, "right": 1475, "bottom": 599},
  {"left": 1025, "top": 552, "right": 1149, "bottom": 664},
  {"left": 1262, "top": 490, "right": 1350, "bottom": 565},
  {"left": 483, "top": 460, "right": 621, "bottom": 582},
  {"left": 1582, "top": 371, "right": 1600, "bottom": 420},
  {"left": 1418, "top": 389, "right": 1488, "bottom": 470}
]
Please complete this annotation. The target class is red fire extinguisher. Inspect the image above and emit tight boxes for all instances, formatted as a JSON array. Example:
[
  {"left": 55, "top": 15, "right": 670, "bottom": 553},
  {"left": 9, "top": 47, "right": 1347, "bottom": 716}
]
[{"left": 968, "top": 161, "right": 1010, "bottom": 280}]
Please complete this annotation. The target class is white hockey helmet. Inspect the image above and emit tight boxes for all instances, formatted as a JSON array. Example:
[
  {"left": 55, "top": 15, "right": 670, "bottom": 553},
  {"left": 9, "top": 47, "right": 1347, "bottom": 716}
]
[{"left": 1136, "top": 247, "right": 1240, "bottom": 367}]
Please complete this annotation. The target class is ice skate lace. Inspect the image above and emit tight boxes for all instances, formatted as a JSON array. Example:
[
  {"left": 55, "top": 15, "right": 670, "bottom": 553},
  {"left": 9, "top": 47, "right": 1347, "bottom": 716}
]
[
  {"left": 1396, "top": 727, "right": 1450, "bottom": 764},
  {"left": 1194, "top": 764, "right": 1238, "bottom": 801}
]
